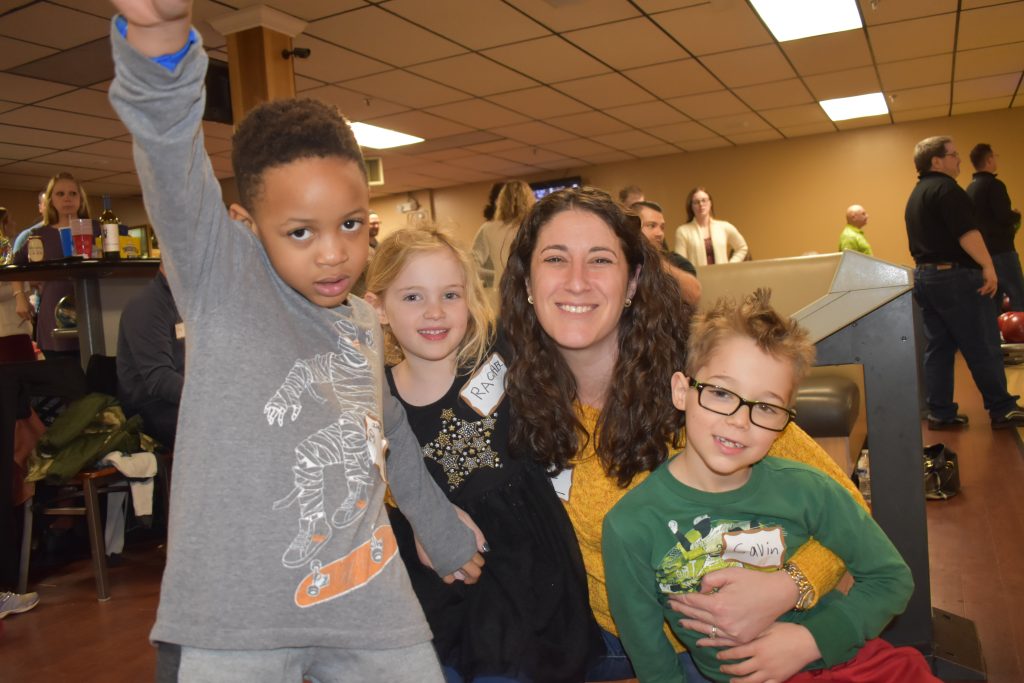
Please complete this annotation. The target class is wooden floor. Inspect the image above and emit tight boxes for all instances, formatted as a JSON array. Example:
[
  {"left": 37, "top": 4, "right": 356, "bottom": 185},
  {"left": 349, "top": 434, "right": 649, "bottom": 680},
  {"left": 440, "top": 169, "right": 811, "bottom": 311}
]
[{"left": 2, "top": 355, "right": 1022, "bottom": 682}]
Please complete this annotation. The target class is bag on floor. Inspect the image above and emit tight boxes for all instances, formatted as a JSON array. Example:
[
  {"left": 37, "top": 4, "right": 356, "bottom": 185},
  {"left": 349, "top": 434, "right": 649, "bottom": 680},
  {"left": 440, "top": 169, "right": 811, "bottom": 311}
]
[{"left": 923, "top": 443, "right": 960, "bottom": 500}]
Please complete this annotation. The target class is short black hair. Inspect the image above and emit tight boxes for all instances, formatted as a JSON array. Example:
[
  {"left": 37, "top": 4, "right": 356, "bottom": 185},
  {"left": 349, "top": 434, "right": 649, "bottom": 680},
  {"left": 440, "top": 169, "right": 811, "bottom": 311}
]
[
  {"left": 969, "top": 143, "right": 993, "bottom": 170},
  {"left": 630, "top": 200, "right": 663, "bottom": 214},
  {"left": 231, "top": 98, "right": 367, "bottom": 210}
]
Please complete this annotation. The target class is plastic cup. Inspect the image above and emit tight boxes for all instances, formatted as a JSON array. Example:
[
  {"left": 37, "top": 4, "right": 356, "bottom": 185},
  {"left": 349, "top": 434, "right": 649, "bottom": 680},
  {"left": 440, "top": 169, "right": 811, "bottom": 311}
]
[
  {"left": 70, "top": 218, "right": 93, "bottom": 258},
  {"left": 58, "top": 227, "right": 73, "bottom": 257}
]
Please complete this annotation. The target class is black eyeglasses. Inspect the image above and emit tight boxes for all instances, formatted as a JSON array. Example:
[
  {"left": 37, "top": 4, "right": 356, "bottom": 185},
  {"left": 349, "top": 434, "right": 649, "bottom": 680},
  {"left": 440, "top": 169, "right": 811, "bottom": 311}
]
[
  {"left": 941, "top": 151, "right": 960, "bottom": 158},
  {"left": 689, "top": 379, "right": 795, "bottom": 432}
]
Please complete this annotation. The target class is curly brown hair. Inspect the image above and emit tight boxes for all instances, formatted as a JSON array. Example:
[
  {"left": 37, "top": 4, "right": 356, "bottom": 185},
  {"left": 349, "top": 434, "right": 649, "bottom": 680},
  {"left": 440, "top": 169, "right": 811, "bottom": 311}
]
[{"left": 499, "top": 187, "right": 693, "bottom": 487}]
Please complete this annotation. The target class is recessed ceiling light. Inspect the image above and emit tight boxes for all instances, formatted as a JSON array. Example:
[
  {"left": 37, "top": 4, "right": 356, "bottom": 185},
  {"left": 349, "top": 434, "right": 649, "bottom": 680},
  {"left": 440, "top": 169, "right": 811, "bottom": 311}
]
[
  {"left": 350, "top": 122, "right": 424, "bottom": 149},
  {"left": 819, "top": 92, "right": 889, "bottom": 121},
  {"left": 750, "top": 0, "right": 862, "bottom": 42}
]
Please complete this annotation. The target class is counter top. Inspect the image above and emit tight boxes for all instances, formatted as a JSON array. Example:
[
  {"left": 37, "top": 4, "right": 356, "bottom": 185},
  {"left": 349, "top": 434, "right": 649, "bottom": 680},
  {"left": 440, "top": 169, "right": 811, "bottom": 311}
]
[{"left": 0, "top": 258, "right": 160, "bottom": 282}]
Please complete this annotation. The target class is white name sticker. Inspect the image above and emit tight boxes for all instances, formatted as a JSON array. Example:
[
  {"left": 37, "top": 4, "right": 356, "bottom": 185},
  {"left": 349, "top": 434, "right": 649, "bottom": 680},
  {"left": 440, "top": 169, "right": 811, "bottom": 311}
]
[
  {"left": 550, "top": 467, "right": 573, "bottom": 501},
  {"left": 459, "top": 352, "right": 507, "bottom": 417},
  {"left": 721, "top": 527, "right": 786, "bottom": 569},
  {"left": 365, "top": 414, "right": 387, "bottom": 482},
  {"left": 175, "top": 322, "right": 186, "bottom": 340}
]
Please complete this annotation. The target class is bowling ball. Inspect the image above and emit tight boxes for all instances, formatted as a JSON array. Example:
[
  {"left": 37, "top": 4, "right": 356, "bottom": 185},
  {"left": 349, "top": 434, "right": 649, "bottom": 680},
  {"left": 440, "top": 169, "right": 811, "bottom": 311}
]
[
  {"left": 999, "top": 311, "right": 1024, "bottom": 343},
  {"left": 1003, "top": 294, "right": 1012, "bottom": 312}
]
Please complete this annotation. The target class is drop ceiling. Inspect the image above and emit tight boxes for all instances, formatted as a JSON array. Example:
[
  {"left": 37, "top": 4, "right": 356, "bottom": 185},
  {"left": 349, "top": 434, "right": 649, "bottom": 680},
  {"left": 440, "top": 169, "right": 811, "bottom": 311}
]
[{"left": 0, "top": 0, "right": 1021, "bottom": 197}]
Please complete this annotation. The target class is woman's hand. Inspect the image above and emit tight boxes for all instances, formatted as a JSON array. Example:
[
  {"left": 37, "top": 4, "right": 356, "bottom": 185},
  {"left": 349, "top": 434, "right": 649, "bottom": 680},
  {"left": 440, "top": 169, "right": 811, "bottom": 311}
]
[
  {"left": 714, "top": 622, "right": 820, "bottom": 683},
  {"left": 668, "top": 567, "right": 798, "bottom": 644}
]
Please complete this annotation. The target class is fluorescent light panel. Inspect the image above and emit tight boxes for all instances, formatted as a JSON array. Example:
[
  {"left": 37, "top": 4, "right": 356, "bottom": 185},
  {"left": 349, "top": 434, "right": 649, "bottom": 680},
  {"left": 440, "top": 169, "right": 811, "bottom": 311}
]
[
  {"left": 350, "top": 122, "right": 424, "bottom": 149},
  {"left": 819, "top": 92, "right": 889, "bottom": 121},
  {"left": 750, "top": 0, "right": 862, "bottom": 42}
]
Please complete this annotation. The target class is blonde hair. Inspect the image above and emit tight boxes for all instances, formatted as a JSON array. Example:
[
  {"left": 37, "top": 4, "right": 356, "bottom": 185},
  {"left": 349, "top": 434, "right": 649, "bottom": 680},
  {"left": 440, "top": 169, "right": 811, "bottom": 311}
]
[
  {"left": 43, "top": 172, "right": 91, "bottom": 225},
  {"left": 686, "top": 288, "right": 815, "bottom": 392},
  {"left": 366, "top": 225, "right": 494, "bottom": 371},
  {"left": 494, "top": 180, "right": 535, "bottom": 223}
]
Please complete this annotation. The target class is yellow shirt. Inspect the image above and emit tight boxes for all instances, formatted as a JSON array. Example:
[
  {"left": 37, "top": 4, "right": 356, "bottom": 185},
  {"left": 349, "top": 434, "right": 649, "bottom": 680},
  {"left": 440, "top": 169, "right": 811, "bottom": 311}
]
[{"left": 565, "top": 404, "right": 866, "bottom": 637}]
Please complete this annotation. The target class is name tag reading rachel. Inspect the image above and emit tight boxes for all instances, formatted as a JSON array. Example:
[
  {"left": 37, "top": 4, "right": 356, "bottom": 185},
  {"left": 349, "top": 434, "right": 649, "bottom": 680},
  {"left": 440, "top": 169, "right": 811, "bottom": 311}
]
[
  {"left": 721, "top": 527, "right": 786, "bottom": 569},
  {"left": 460, "top": 352, "right": 507, "bottom": 417}
]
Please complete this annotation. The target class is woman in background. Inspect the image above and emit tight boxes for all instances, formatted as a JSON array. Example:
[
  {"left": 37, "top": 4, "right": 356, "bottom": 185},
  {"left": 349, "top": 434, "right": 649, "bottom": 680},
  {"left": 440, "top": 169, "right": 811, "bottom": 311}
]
[
  {"left": 472, "top": 180, "right": 534, "bottom": 308},
  {"left": 13, "top": 172, "right": 92, "bottom": 360},
  {"left": 0, "top": 207, "right": 35, "bottom": 362},
  {"left": 674, "top": 186, "right": 748, "bottom": 266}
]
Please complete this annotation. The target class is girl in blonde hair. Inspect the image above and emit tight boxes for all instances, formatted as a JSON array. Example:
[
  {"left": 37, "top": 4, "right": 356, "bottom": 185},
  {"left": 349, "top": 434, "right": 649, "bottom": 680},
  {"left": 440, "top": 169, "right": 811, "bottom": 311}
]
[{"left": 366, "top": 226, "right": 598, "bottom": 683}]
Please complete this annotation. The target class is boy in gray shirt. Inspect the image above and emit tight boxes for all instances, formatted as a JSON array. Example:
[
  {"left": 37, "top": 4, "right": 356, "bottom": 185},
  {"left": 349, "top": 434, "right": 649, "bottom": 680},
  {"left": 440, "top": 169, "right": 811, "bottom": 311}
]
[{"left": 108, "top": 2, "right": 483, "bottom": 680}]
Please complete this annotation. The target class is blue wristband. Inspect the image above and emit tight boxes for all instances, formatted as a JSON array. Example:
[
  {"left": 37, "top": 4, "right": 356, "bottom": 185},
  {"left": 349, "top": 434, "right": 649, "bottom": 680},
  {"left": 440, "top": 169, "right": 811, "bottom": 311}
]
[{"left": 116, "top": 15, "right": 196, "bottom": 72}]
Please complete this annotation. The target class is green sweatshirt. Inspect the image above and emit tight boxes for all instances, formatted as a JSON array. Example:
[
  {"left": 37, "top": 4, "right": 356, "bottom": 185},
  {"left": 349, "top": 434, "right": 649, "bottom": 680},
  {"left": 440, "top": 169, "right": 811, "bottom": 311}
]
[{"left": 603, "top": 456, "right": 913, "bottom": 683}]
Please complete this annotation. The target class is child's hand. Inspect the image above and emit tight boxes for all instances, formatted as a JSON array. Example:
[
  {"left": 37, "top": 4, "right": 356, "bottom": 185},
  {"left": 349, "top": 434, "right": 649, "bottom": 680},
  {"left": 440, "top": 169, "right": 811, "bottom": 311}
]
[
  {"left": 110, "top": 0, "right": 190, "bottom": 27},
  {"left": 414, "top": 504, "right": 488, "bottom": 584},
  {"left": 713, "top": 622, "right": 820, "bottom": 683},
  {"left": 444, "top": 552, "right": 485, "bottom": 585},
  {"left": 109, "top": 0, "right": 192, "bottom": 58}
]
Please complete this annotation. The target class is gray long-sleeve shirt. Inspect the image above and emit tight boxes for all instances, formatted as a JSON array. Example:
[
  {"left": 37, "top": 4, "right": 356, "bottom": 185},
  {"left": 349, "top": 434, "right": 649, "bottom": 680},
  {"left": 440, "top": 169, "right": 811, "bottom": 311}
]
[{"left": 108, "top": 21, "right": 474, "bottom": 651}]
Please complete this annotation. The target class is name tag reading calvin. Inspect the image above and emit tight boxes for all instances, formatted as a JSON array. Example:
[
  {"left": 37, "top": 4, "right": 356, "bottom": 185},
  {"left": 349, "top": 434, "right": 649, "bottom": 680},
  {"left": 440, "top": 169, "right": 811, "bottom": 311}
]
[
  {"left": 459, "top": 352, "right": 507, "bottom": 417},
  {"left": 175, "top": 322, "right": 186, "bottom": 340},
  {"left": 721, "top": 526, "right": 786, "bottom": 569},
  {"left": 550, "top": 467, "right": 573, "bottom": 501}
]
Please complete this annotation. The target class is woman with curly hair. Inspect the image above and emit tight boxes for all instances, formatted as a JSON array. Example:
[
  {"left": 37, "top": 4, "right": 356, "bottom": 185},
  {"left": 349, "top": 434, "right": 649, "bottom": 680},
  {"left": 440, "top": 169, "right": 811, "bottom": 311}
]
[{"left": 499, "top": 187, "right": 867, "bottom": 681}]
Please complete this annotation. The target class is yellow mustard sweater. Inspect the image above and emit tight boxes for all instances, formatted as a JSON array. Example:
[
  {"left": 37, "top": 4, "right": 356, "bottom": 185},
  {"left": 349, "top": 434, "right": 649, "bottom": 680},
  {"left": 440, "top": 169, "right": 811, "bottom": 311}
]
[{"left": 567, "top": 404, "right": 867, "bottom": 637}]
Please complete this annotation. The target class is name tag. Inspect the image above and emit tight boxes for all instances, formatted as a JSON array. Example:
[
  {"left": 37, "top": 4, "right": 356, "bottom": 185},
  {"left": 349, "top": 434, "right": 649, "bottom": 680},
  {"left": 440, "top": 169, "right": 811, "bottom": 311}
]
[
  {"left": 721, "top": 527, "right": 786, "bottom": 569},
  {"left": 459, "top": 352, "right": 507, "bottom": 417},
  {"left": 550, "top": 467, "right": 573, "bottom": 501},
  {"left": 365, "top": 414, "right": 387, "bottom": 482},
  {"left": 175, "top": 322, "right": 186, "bottom": 340}
]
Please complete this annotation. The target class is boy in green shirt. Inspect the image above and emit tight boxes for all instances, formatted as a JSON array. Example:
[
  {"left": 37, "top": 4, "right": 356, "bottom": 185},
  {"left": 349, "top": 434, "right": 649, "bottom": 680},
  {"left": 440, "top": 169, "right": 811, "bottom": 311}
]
[{"left": 603, "top": 289, "right": 937, "bottom": 682}]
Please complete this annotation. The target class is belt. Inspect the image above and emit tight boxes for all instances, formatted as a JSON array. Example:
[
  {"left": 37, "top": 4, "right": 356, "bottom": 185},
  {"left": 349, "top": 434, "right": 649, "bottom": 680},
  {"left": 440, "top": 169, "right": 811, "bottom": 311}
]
[{"left": 916, "top": 262, "right": 958, "bottom": 271}]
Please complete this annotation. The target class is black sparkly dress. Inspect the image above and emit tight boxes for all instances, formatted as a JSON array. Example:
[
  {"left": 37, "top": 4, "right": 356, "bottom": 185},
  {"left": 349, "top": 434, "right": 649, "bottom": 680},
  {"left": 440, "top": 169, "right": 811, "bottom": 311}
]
[{"left": 386, "top": 356, "right": 600, "bottom": 682}]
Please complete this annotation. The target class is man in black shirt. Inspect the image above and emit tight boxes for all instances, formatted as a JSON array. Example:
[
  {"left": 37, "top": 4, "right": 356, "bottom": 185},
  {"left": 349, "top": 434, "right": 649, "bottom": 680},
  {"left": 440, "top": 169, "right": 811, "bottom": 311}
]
[
  {"left": 905, "top": 136, "right": 1024, "bottom": 431},
  {"left": 967, "top": 143, "right": 1023, "bottom": 312},
  {"left": 116, "top": 267, "right": 184, "bottom": 448}
]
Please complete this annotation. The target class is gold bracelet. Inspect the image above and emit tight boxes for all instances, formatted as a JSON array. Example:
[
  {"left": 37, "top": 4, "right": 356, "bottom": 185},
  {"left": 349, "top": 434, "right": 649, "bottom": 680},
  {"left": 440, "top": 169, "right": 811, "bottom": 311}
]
[{"left": 783, "top": 561, "right": 816, "bottom": 611}]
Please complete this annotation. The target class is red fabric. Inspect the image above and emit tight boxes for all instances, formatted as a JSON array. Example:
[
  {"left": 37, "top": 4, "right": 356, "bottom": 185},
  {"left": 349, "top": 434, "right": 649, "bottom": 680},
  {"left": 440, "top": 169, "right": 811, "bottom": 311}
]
[
  {"left": 786, "top": 638, "right": 940, "bottom": 682},
  {"left": 0, "top": 334, "right": 35, "bottom": 363}
]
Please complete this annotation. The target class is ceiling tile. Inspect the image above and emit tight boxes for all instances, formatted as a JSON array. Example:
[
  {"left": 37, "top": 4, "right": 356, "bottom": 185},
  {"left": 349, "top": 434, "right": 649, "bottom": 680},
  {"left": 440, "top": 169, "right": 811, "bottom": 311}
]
[
  {"left": 951, "top": 96, "right": 1013, "bottom": 115},
  {"left": 425, "top": 99, "right": 530, "bottom": 128},
  {"left": 592, "top": 129, "right": 665, "bottom": 151},
  {"left": 0, "top": 36, "right": 57, "bottom": 70},
  {"left": 300, "top": 85, "right": 409, "bottom": 120},
  {"left": 700, "top": 112, "right": 772, "bottom": 136},
  {"left": 0, "top": 73, "right": 74, "bottom": 104},
  {"left": 578, "top": 149, "right": 634, "bottom": 164},
  {"left": 36, "top": 89, "right": 118, "bottom": 119},
  {"left": 490, "top": 121, "right": 576, "bottom": 145},
  {"left": 733, "top": 79, "right": 814, "bottom": 110},
  {"left": 9, "top": 37, "right": 113, "bottom": 87},
  {"left": 779, "top": 122, "right": 836, "bottom": 138},
  {"left": 623, "top": 59, "right": 721, "bottom": 98},
  {"left": 632, "top": 143, "right": 683, "bottom": 158},
  {"left": 782, "top": 30, "right": 873, "bottom": 77},
  {"left": 0, "top": 101, "right": 18, "bottom": 115},
  {"left": 219, "top": 0, "right": 365, "bottom": 21},
  {"left": 0, "top": 3, "right": 109, "bottom": 50},
  {"left": 496, "top": 147, "right": 573, "bottom": 164},
  {"left": 0, "top": 142, "right": 56, "bottom": 161},
  {"left": 868, "top": 14, "right": 956, "bottom": 63},
  {"left": 0, "top": 160, "right": 112, "bottom": 182},
  {"left": 0, "top": 172, "right": 60, "bottom": 190},
  {"left": 363, "top": 110, "right": 473, "bottom": 139},
  {"left": 407, "top": 148, "right": 479, "bottom": 162},
  {"left": 646, "top": 120, "right": 715, "bottom": 144},
  {"left": 504, "top": 0, "right": 640, "bottom": 32},
  {"left": 891, "top": 105, "right": 953, "bottom": 122},
  {"left": 296, "top": 75, "right": 325, "bottom": 92},
  {"left": 385, "top": 0, "right": 548, "bottom": 49},
  {"left": 958, "top": 2, "right": 1024, "bottom": 51},
  {"left": 0, "top": 106, "right": 126, "bottom": 138},
  {"left": 564, "top": 17, "right": 688, "bottom": 70},
  {"left": 547, "top": 111, "right": 631, "bottom": 136},
  {"left": 33, "top": 149, "right": 136, "bottom": 172},
  {"left": 727, "top": 130, "right": 783, "bottom": 144},
  {"left": 888, "top": 83, "right": 950, "bottom": 110},
  {"left": 306, "top": 6, "right": 465, "bottom": 67},
  {"left": 803, "top": 66, "right": 881, "bottom": 100},
  {"left": 487, "top": 86, "right": 591, "bottom": 118},
  {"left": 632, "top": 0, "right": 704, "bottom": 11},
  {"left": 73, "top": 140, "right": 135, "bottom": 159},
  {"left": 292, "top": 35, "right": 391, "bottom": 83},
  {"left": 340, "top": 70, "right": 467, "bottom": 108},
  {"left": 605, "top": 101, "right": 689, "bottom": 128},
  {"left": 482, "top": 36, "right": 609, "bottom": 83},
  {"left": 878, "top": 54, "right": 953, "bottom": 90},
  {"left": 859, "top": 0, "right": 957, "bottom": 25},
  {"left": 449, "top": 154, "right": 526, "bottom": 173},
  {"left": 654, "top": 2, "right": 771, "bottom": 56},
  {"left": 955, "top": 43, "right": 1024, "bottom": 81},
  {"left": 409, "top": 54, "right": 536, "bottom": 96},
  {"left": 0, "top": 123, "right": 97, "bottom": 150},
  {"left": 667, "top": 90, "right": 749, "bottom": 118},
  {"left": 554, "top": 73, "right": 654, "bottom": 108},
  {"left": 834, "top": 113, "right": 891, "bottom": 130},
  {"left": 680, "top": 136, "right": 730, "bottom": 151},
  {"left": 953, "top": 73, "right": 1022, "bottom": 101},
  {"left": 760, "top": 104, "right": 831, "bottom": 127},
  {"left": 544, "top": 137, "right": 617, "bottom": 158},
  {"left": 702, "top": 45, "right": 796, "bottom": 88},
  {"left": 464, "top": 139, "right": 526, "bottom": 154},
  {"left": 533, "top": 157, "right": 584, "bottom": 170}
]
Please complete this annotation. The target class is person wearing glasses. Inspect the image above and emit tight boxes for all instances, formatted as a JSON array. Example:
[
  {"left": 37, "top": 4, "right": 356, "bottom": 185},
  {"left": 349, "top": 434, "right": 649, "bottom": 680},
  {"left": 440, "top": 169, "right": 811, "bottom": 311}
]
[
  {"left": 499, "top": 188, "right": 866, "bottom": 682},
  {"left": 603, "top": 289, "right": 937, "bottom": 683},
  {"left": 905, "top": 136, "right": 1024, "bottom": 431},
  {"left": 674, "top": 187, "right": 748, "bottom": 266}
]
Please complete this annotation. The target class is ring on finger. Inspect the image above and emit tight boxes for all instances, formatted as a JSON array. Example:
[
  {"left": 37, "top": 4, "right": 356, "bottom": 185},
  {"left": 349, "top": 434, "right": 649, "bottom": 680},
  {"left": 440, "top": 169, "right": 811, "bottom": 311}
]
[{"left": 710, "top": 625, "right": 718, "bottom": 639}]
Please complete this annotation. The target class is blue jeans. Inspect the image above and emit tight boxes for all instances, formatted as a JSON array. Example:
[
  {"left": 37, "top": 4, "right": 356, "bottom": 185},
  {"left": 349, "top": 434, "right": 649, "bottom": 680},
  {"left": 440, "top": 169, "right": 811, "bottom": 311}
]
[
  {"left": 586, "top": 628, "right": 712, "bottom": 682},
  {"left": 913, "top": 266, "right": 1017, "bottom": 419},
  {"left": 992, "top": 250, "right": 1024, "bottom": 313}
]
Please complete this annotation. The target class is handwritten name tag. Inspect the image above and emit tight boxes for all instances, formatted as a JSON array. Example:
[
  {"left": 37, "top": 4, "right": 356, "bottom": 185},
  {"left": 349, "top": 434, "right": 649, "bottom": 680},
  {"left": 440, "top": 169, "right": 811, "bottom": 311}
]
[
  {"left": 175, "top": 322, "right": 186, "bottom": 340},
  {"left": 365, "top": 414, "right": 387, "bottom": 482},
  {"left": 721, "top": 527, "right": 786, "bottom": 569},
  {"left": 460, "top": 352, "right": 507, "bottom": 417},
  {"left": 550, "top": 467, "right": 573, "bottom": 501}
]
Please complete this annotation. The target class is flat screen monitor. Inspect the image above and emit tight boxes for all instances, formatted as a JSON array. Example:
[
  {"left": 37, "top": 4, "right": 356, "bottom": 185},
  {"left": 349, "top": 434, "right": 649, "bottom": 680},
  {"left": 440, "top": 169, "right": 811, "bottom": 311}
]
[{"left": 530, "top": 176, "right": 582, "bottom": 200}]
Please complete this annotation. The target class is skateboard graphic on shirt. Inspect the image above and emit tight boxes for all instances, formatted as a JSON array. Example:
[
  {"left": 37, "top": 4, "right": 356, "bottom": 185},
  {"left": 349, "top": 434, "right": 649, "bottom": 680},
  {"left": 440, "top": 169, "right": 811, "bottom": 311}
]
[{"left": 295, "top": 525, "right": 398, "bottom": 608}]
